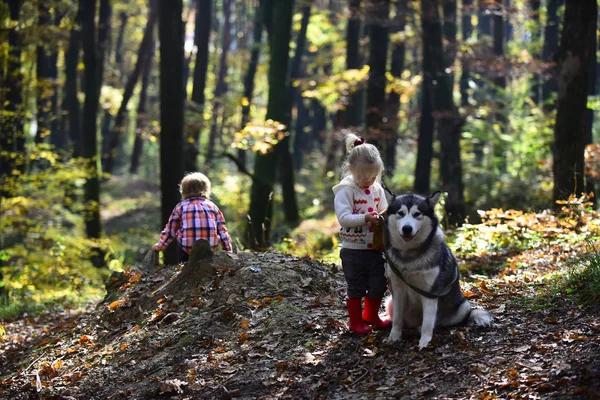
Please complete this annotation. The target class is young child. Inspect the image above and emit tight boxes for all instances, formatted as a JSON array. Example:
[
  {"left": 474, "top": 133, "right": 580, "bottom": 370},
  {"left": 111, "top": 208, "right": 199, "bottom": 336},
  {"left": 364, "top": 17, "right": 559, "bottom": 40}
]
[
  {"left": 152, "top": 172, "right": 233, "bottom": 262},
  {"left": 333, "top": 133, "right": 391, "bottom": 335}
]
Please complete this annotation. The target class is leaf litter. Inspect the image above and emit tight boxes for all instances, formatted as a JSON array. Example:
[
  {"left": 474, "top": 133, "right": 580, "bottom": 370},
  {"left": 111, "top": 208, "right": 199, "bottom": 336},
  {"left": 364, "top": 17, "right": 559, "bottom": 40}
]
[{"left": 0, "top": 226, "right": 599, "bottom": 399}]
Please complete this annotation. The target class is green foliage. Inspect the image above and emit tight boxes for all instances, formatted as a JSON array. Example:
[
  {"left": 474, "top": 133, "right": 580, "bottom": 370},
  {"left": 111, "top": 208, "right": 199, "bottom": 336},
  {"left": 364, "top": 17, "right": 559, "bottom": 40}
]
[
  {"left": 1, "top": 146, "right": 116, "bottom": 319},
  {"left": 563, "top": 246, "right": 600, "bottom": 306}
]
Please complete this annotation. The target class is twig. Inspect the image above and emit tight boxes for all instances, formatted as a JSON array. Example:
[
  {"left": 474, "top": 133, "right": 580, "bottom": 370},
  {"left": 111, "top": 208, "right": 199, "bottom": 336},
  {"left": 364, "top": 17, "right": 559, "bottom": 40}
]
[
  {"left": 23, "top": 352, "right": 45, "bottom": 374},
  {"left": 349, "top": 367, "right": 369, "bottom": 387}
]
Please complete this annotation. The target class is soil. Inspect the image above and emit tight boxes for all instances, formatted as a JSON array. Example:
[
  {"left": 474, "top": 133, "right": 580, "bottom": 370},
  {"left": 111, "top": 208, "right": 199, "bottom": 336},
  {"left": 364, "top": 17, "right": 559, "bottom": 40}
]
[{"left": 1, "top": 244, "right": 599, "bottom": 400}]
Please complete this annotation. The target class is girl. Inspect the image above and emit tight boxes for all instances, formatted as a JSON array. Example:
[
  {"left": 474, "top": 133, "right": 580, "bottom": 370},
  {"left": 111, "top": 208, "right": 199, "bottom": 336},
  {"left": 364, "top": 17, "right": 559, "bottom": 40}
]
[{"left": 333, "top": 133, "right": 391, "bottom": 334}]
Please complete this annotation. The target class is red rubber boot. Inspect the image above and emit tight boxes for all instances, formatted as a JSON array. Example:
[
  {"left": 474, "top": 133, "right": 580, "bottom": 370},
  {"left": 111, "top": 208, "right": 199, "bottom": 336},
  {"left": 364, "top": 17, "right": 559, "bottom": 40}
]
[
  {"left": 362, "top": 297, "right": 392, "bottom": 329},
  {"left": 346, "top": 298, "right": 373, "bottom": 335}
]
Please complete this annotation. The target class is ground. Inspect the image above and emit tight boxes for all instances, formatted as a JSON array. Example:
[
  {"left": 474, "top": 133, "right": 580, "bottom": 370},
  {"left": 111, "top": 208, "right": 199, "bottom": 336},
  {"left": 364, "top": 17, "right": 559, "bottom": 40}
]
[{"left": 1, "top": 241, "right": 599, "bottom": 400}]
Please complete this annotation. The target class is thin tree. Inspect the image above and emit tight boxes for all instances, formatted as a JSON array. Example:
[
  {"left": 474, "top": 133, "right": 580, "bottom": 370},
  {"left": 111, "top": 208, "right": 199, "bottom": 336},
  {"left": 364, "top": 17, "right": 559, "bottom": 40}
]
[
  {"left": 238, "top": 0, "right": 265, "bottom": 168},
  {"left": 186, "top": 0, "right": 211, "bottom": 172},
  {"left": 0, "top": 0, "right": 25, "bottom": 194},
  {"left": 247, "top": 0, "right": 296, "bottom": 249},
  {"left": 541, "top": 0, "right": 561, "bottom": 112},
  {"left": 459, "top": 0, "right": 473, "bottom": 106},
  {"left": 103, "top": 0, "right": 158, "bottom": 175},
  {"left": 382, "top": 0, "right": 407, "bottom": 175},
  {"left": 81, "top": 0, "right": 110, "bottom": 266},
  {"left": 62, "top": 3, "right": 83, "bottom": 157},
  {"left": 36, "top": 3, "right": 62, "bottom": 149},
  {"left": 365, "top": 0, "right": 391, "bottom": 148},
  {"left": 552, "top": 0, "right": 597, "bottom": 204},
  {"left": 130, "top": 38, "right": 155, "bottom": 174},
  {"left": 206, "top": 0, "right": 232, "bottom": 164},
  {"left": 158, "top": 0, "right": 186, "bottom": 264},
  {"left": 288, "top": 1, "right": 311, "bottom": 172}
]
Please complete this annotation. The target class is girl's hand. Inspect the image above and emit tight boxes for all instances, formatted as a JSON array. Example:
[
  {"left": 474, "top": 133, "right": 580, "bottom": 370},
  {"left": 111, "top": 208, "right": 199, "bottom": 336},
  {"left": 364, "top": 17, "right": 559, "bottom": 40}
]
[
  {"left": 152, "top": 243, "right": 161, "bottom": 251},
  {"left": 366, "top": 213, "right": 380, "bottom": 225}
]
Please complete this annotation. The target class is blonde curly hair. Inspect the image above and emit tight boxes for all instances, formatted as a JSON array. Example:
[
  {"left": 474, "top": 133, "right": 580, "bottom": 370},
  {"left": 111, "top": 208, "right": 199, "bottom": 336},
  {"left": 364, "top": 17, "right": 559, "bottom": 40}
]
[{"left": 179, "top": 172, "right": 211, "bottom": 200}]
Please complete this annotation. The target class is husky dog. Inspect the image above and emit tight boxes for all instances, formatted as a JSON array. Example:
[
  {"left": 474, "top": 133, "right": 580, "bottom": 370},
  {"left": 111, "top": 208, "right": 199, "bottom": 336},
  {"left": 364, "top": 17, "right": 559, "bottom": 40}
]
[{"left": 382, "top": 191, "right": 492, "bottom": 349}]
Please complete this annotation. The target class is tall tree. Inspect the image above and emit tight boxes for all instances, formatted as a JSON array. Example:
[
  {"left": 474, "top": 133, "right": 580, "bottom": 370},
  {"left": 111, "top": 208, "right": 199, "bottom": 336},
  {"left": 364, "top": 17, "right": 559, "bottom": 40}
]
[
  {"left": 81, "top": 0, "right": 110, "bottom": 265},
  {"left": 459, "top": 0, "right": 473, "bottom": 106},
  {"left": 417, "top": 0, "right": 465, "bottom": 223},
  {"left": 344, "top": 0, "right": 363, "bottom": 128},
  {"left": 552, "top": 0, "right": 597, "bottom": 204},
  {"left": 130, "top": 37, "right": 155, "bottom": 174},
  {"left": 541, "top": 0, "right": 561, "bottom": 112},
  {"left": 238, "top": 0, "right": 265, "bottom": 168},
  {"left": 36, "top": 3, "right": 62, "bottom": 148},
  {"left": 247, "top": 0, "right": 296, "bottom": 249},
  {"left": 103, "top": 0, "right": 158, "bottom": 174},
  {"left": 289, "top": 1, "right": 311, "bottom": 170},
  {"left": 0, "top": 0, "right": 25, "bottom": 195},
  {"left": 529, "top": 0, "right": 541, "bottom": 103},
  {"left": 365, "top": 0, "right": 391, "bottom": 148},
  {"left": 206, "top": 0, "right": 232, "bottom": 164},
  {"left": 186, "top": 0, "right": 211, "bottom": 172},
  {"left": 158, "top": 0, "right": 186, "bottom": 264},
  {"left": 63, "top": 2, "right": 83, "bottom": 157},
  {"left": 382, "top": 0, "right": 407, "bottom": 174}
]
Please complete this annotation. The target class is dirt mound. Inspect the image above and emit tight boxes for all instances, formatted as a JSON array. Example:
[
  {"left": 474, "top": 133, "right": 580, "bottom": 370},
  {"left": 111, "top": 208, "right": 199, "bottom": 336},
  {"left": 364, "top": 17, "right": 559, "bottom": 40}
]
[{"left": 1, "top": 243, "right": 599, "bottom": 399}]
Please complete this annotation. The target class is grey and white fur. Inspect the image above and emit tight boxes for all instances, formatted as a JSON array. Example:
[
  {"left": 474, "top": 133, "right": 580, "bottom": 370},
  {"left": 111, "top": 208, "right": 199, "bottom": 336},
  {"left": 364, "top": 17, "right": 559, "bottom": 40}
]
[{"left": 383, "top": 191, "right": 492, "bottom": 349}]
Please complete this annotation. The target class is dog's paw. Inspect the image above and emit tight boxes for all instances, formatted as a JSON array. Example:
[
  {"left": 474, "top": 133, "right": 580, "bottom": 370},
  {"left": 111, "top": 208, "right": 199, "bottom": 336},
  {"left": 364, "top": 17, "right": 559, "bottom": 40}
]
[
  {"left": 418, "top": 334, "right": 432, "bottom": 350},
  {"left": 471, "top": 309, "right": 493, "bottom": 327},
  {"left": 383, "top": 331, "right": 401, "bottom": 344}
]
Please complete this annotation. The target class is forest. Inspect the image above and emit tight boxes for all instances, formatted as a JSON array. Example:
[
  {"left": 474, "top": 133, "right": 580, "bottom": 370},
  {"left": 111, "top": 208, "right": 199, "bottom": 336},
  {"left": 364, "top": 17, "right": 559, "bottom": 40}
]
[{"left": 0, "top": 0, "right": 599, "bottom": 399}]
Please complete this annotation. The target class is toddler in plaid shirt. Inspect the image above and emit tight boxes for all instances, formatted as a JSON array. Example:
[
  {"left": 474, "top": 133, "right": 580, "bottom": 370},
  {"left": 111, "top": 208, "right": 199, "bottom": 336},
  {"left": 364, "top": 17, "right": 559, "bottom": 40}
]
[{"left": 152, "top": 172, "right": 233, "bottom": 262}]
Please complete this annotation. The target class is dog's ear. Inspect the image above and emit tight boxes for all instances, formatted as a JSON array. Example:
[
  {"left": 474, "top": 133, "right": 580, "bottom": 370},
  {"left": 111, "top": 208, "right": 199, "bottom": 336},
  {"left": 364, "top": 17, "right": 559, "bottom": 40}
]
[{"left": 427, "top": 191, "right": 442, "bottom": 208}]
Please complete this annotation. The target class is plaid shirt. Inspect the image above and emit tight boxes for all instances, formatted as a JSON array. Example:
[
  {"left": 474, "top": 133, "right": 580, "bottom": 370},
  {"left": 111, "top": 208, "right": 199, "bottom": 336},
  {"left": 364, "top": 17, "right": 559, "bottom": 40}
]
[{"left": 155, "top": 197, "right": 233, "bottom": 254}]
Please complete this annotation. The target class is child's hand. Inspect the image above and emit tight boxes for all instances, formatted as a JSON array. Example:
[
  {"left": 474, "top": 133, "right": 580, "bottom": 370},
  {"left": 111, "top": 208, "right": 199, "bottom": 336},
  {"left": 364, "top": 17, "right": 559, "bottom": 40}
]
[
  {"left": 366, "top": 212, "right": 380, "bottom": 225},
  {"left": 151, "top": 243, "right": 161, "bottom": 251}
]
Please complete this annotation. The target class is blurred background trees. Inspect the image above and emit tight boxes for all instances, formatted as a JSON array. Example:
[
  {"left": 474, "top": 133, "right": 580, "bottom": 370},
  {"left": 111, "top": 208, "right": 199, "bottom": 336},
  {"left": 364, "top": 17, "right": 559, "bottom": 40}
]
[{"left": 1, "top": 0, "right": 598, "bottom": 312}]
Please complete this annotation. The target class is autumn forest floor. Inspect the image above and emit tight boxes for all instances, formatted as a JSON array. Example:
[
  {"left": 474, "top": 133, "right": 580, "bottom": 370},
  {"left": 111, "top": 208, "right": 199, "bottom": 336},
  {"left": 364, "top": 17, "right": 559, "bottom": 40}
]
[{"left": 1, "top": 198, "right": 600, "bottom": 399}]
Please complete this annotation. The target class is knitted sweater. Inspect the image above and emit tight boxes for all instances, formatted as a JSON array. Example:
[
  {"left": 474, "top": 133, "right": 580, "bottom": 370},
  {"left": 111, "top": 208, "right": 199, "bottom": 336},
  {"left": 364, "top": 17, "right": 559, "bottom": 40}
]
[{"left": 332, "top": 176, "right": 388, "bottom": 250}]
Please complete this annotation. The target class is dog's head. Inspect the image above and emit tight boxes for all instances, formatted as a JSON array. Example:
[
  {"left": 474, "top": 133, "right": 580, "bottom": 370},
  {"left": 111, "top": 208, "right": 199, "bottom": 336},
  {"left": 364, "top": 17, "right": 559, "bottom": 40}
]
[{"left": 385, "top": 192, "right": 441, "bottom": 248}]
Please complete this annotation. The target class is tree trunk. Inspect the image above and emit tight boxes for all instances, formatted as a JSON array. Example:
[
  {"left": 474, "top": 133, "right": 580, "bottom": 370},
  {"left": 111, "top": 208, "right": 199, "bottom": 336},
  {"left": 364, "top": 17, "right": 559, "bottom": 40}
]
[
  {"left": 442, "top": 0, "right": 457, "bottom": 88},
  {"left": 460, "top": 0, "right": 473, "bottom": 106},
  {"left": 81, "top": 0, "right": 110, "bottom": 266},
  {"left": 63, "top": 3, "right": 83, "bottom": 157},
  {"left": 239, "top": 0, "right": 265, "bottom": 168},
  {"left": 206, "top": 0, "right": 232, "bottom": 164},
  {"left": 365, "top": 0, "right": 391, "bottom": 147},
  {"left": 552, "top": 0, "right": 596, "bottom": 204},
  {"left": 103, "top": 1, "right": 157, "bottom": 175},
  {"left": 247, "top": 0, "right": 295, "bottom": 249},
  {"left": 130, "top": 39, "right": 155, "bottom": 174},
  {"left": 585, "top": 17, "right": 597, "bottom": 202},
  {"left": 542, "top": 0, "right": 561, "bottom": 113},
  {"left": 477, "top": 0, "right": 491, "bottom": 37},
  {"left": 529, "top": 0, "right": 541, "bottom": 104},
  {"left": 35, "top": 3, "right": 61, "bottom": 148},
  {"left": 344, "top": 0, "right": 363, "bottom": 128},
  {"left": 420, "top": 0, "right": 465, "bottom": 224},
  {"left": 114, "top": 11, "right": 127, "bottom": 64},
  {"left": 382, "top": 0, "right": 407, "bottom": 175},
  {"left": 289, "top": 2, "right": 311, "bottom": 171},
  {"left": 158, "top": 0, "right": 186, "bottom": 264},
  {"left": 0, "top": 0, "right": 24, "bottom": 196},
  {"left": 186, "top": 0, "right": 211, "bottom": 172}
]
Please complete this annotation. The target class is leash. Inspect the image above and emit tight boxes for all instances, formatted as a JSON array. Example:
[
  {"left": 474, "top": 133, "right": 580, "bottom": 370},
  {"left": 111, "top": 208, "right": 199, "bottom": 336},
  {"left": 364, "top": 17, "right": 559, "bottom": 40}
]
[{"left": 379, "top": 215, "right": 457, "bottom": 299}]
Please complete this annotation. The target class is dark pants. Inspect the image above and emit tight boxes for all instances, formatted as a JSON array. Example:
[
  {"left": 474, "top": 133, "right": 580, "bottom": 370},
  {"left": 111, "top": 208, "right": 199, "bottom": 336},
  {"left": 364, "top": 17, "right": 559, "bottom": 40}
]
[
  {"left": 179, "top": 246, "right": 189, "bottom": 263},
  {"left": 340, "top": 248, "right": 387, "bottom": 299}
]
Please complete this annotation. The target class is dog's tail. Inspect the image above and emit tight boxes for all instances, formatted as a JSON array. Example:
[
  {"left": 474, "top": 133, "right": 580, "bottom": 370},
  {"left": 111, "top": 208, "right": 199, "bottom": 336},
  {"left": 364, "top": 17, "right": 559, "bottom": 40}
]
[{"left": 469, "top": 308, "right": 493, "bottom": 327}]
